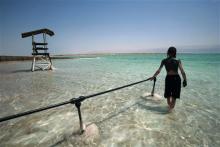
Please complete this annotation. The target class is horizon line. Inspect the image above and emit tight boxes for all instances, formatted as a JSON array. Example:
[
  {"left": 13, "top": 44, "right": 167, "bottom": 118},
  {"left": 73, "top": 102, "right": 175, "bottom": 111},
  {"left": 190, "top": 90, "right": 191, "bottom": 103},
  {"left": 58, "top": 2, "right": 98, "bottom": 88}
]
[{"left": 1, "top": 52, "right": 220, "bottom": 57}]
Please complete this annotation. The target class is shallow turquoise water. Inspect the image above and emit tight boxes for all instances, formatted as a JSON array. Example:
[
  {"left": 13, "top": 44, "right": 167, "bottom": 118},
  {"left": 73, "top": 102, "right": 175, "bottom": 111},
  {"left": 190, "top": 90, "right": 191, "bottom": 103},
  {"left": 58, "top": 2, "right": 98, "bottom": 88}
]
[{"left": 0, "top": 53, "right": 219, "bottom": 146}]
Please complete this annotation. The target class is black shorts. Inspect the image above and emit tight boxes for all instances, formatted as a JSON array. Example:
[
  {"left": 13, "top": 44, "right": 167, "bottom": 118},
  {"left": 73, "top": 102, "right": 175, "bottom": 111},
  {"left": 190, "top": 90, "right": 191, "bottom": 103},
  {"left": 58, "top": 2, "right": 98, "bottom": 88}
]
[{"left": 164, "top": 75, "right": 181, "bottom": 99}]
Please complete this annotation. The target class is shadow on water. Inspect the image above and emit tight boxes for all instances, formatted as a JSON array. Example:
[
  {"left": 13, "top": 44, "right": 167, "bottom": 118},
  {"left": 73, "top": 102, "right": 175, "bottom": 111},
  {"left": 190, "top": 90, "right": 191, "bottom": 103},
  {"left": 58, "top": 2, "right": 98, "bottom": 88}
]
[
  {"left": 137, "top": 103, "right": 169, "bottom": 115},
  {"left": 138, "top": 96, "right": 169, "bottom": 114},
  {"left": 12, "top": 68, "right": 52, "bottom": 73},
  {"left": 49, "top": 138, "right": 66, "bottom": 147},
  {"left": 12, "top": 69, "right": 32, "bottom": 73},
  {"left": 96, "top": 95, "right": 168, "bottom": 125},
  {"left": 96, "top": 102, "right": 139, "bottom": 125}
]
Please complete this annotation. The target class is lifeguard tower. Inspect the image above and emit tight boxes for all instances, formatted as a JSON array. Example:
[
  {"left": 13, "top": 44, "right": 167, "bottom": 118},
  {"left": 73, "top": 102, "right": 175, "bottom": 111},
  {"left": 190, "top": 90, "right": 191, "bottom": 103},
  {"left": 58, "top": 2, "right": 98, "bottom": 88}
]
[{"left": 21, "top": 28, "right": 55, "bottom": 71}]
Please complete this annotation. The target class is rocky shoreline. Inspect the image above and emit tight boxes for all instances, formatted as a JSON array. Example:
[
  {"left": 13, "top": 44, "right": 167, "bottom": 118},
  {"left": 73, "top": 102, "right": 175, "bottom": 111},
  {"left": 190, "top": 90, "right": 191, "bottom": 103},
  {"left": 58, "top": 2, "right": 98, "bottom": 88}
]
[
  {"left": 0, "top": 56, "right": 33, "bottom": 62},
  {"left": 0, "top": 55, "right": 91, "bottom": 62}
]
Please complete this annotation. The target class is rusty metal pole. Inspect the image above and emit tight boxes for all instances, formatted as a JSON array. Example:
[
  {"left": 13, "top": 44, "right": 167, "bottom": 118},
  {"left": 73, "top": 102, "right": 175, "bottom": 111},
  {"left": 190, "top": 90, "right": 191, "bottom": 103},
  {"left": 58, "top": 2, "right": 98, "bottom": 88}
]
[
  {"left": 75, "top": 102, "right": 84, "bottom": 134},
  {"left": 73, "top": 96, "right": 85, "bottom": 134},
  {"left": 151, "top": 77, "right": 156, "bottom": 96}
]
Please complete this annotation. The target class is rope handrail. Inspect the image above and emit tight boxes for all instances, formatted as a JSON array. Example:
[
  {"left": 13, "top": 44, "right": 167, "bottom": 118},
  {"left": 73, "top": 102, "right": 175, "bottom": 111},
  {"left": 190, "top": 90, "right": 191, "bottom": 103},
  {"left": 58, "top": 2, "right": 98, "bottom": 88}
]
[
  {"left": 84, "top": 77, "right": 152, "bottom": 100},
  {"left": 0, "top": 77, "right": 156, "bottom": 133}
]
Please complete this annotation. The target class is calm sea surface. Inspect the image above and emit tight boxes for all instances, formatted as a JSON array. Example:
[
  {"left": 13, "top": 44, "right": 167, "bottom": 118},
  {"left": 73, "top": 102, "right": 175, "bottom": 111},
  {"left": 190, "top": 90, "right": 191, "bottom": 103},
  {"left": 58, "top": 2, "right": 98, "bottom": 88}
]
[{"left": 0, "top": 53, "right": 219, "bottom": 147}]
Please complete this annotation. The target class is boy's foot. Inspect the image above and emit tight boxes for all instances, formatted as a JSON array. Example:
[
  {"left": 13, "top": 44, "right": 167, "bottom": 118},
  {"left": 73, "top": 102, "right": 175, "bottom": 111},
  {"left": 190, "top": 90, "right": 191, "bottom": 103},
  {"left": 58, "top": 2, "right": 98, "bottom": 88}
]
[{"left": 168, "top": 106, "right": 173, "bottom": 113}]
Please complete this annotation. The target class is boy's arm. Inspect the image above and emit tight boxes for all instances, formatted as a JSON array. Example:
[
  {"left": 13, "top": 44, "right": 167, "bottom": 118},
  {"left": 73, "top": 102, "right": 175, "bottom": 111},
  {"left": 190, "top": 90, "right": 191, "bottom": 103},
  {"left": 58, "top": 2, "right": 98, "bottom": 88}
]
[
  {"left": 151, "top": 60, "right": 164, "bottom": 79},
  {"left": 178, "top": 60, "right": 187, "bottom": 87}
]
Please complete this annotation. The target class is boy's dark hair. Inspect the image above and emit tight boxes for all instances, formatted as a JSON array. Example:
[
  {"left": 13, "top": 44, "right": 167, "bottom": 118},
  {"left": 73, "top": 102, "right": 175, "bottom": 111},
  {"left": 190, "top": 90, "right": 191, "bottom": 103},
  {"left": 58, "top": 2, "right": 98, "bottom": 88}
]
[{"left": 167, "top": 46, "right": 176, "bottom": 58}]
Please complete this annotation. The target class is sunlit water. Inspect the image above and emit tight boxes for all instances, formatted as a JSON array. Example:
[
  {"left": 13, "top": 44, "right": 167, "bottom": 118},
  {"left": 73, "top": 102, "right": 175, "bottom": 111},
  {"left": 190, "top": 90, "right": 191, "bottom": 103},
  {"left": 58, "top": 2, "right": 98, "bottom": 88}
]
[{"left": 0, "top": 54, "right": 219, "bottom": 147}]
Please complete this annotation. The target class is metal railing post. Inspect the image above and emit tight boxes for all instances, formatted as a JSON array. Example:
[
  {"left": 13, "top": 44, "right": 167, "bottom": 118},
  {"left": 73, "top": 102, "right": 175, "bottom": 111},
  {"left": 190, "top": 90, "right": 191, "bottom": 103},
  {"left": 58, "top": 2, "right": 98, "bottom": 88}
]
[
  {"left": 72, "top": 96, "right": 85, "bottom": 134},
  {"left": 151, "top": 77, "right": 156, "bottom": 96}
]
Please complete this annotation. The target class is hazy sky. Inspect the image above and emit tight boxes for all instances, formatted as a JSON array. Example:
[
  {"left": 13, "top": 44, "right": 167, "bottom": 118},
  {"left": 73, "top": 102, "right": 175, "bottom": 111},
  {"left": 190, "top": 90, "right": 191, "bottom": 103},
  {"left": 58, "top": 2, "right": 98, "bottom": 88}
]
[{"left": 0, "top": 0, "right": 219, "bottom": 55}]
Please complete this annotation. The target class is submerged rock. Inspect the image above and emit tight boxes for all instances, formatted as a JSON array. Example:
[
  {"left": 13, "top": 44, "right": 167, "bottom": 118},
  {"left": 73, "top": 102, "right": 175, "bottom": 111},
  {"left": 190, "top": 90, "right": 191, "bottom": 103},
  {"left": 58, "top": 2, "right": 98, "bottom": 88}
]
[
  {"left": 65, "top": 123, "right": 100, "bottom": 147},
  {"left": 142, "top": 92, "right": 163, "bottom": 101}
]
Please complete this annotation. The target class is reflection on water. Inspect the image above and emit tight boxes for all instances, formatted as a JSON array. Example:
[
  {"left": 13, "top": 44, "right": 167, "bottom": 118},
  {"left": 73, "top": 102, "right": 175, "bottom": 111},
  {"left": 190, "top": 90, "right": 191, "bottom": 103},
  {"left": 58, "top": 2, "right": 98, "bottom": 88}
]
[{"left": 0, "top": 54, "right": 220, "bottom": 147}]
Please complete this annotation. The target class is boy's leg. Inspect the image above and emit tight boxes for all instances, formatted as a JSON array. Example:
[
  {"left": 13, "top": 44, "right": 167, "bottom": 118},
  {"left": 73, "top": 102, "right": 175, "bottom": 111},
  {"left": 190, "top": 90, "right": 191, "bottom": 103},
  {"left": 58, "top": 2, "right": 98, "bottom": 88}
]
[
  {"left": 167, "top": 97, "right": 171, "bottom": 109},
  {"left": 171, "top": 97, "right": 176, "bottom": 109}
]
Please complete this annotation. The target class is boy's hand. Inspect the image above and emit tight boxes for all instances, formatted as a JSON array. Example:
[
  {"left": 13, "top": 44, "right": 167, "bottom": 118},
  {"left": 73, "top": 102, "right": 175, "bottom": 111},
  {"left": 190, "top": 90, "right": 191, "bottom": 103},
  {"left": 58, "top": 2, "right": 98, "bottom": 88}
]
[{"left": 183, "top": 80, "right": 187, "bottom": 87}]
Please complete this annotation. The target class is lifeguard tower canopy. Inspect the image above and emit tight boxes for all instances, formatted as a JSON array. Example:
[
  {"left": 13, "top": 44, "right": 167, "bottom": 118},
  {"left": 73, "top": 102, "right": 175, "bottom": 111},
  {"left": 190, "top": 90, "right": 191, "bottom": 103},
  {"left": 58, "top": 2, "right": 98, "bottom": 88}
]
[{"left": 21, "top": 28, "right": 54, "bottom": 38}]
